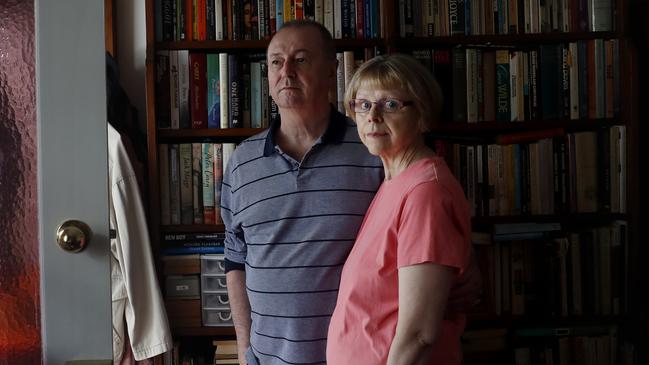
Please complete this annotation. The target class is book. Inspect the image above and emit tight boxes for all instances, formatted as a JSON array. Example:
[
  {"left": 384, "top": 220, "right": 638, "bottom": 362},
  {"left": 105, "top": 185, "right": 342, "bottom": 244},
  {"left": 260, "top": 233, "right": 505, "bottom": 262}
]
[
  {"left": 190, "top": 52, "right": 208, "bottom": 128},
  {"left": 192, "top": 143, "right": 204, "bottom": 224},
  {"left": 169, "top": 50, "right": 180, "bottom": 128},
  {"left": 495, "top": 49, "right": 509, "bottom": 122},
  {"left": 169, "top": 144, "right": 182, "bottom": 224},
  {"left": 202, "top": 143, "right": 216, "bottom": 224},
  {"left": 178, "top": 50, "right": 190, "bottom": 128},
  {"left": 156, "top": 51, "right": 171, "bottom": 128},
  {"left": 219, "top": 53, "right": 230, "bottom": 128},
  {"left": 179, "top": 143, "right": 194, "bottom": 224},
  {"left": 214, "top": 143, "right": 224, "bottom": 223},
  {"left": 207, "top": 53, "right": 221, "bottom": 128},
  {"left": 159, "top": 144, "right": 171, "bottom": 225}
]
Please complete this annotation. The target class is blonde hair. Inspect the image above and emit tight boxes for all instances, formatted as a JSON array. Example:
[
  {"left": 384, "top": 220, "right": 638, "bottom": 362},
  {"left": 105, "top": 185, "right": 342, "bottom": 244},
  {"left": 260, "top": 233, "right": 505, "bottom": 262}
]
[{"left": 344, "top": 53, "right": 443, "bottom": 132}]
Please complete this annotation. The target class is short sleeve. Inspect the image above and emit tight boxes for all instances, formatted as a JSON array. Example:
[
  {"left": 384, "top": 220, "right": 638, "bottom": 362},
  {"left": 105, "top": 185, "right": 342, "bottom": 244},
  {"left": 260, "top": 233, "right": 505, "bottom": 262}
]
[
  {"left": 220, "top": 158, "right": 247, "bottom": 265},
  {"left": 396, "top": 182, "right": 471, "bottom": 273}
]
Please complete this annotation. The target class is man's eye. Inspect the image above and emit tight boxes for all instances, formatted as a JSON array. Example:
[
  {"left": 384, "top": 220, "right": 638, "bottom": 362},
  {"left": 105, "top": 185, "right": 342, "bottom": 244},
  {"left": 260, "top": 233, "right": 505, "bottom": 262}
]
[
  {"left": 296, "top": 57, "right": 306, "bottom": 63},
  {"left": 270, "top": 59, "right": 282, "bottom": 66}
]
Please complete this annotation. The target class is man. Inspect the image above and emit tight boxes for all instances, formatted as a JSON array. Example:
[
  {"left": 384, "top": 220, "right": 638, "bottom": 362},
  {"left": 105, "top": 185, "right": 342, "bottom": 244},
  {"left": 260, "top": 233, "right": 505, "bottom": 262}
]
[{"left": 223, "top": 21, "right": 480, "bottom": 365}]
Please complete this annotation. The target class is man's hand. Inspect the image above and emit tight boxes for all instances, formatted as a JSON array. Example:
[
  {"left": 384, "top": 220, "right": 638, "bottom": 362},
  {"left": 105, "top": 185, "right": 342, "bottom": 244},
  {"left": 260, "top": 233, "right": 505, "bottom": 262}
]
[{"left": 447, "top": 250, "right": 483, "bottom": 314}]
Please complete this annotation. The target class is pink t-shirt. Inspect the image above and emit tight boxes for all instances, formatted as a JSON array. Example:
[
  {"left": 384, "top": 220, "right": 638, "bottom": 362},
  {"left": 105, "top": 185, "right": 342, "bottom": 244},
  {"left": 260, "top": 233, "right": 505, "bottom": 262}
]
[{"left": 327, "top": 156, "right": 471, "bottom": 365}]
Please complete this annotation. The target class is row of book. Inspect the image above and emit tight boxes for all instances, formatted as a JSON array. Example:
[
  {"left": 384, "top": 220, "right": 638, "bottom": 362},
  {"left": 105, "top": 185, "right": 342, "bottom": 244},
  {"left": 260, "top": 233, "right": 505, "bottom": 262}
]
[
  {"left": 461, "top": 326, "right": 635, "bottom": 365},
  {"left": 398, "top": 0, "right": 614, "bottom": 37},
  {"left": 156, "top": 48, "right": 379, "bottom": 130},
  {"left": 513, "top": 329, "right": 622, "bottom": 365},
  {"left": 156, "top": 51, "right": 276, "bottom": 130},
  {"left": 159, "top": 143, "right": 236, "bottom": 226},
  {"left": 156, "top": 0, "right": 383, "bottom": 42},
  {"left": 471, "top": 221, "right": 627, "bottom": 318},
  {"left": 433, "top": 126, "right": 626, "bottom": 217},
  {"left": 412, "top": 39, "right": 620, "bottom": 124}
]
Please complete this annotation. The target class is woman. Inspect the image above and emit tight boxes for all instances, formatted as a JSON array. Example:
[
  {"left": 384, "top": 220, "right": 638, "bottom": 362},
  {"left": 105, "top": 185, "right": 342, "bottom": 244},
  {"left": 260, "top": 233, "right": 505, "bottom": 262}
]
[{"left": 326, "top": 54, "right": 471, "bottom": 365}]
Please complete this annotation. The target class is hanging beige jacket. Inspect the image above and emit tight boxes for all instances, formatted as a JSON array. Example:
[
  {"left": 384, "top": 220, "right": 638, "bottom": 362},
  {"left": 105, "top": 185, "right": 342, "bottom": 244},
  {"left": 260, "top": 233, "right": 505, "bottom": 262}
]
[{"left": 108, "top": 124, "right": 172, "bottom": 362}]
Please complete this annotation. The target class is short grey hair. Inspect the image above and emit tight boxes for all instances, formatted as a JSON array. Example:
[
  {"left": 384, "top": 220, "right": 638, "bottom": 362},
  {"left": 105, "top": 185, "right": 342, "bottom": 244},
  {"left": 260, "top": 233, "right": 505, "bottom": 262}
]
[{"left": 344, "top": 53, "right": 444, "bottom": 132}]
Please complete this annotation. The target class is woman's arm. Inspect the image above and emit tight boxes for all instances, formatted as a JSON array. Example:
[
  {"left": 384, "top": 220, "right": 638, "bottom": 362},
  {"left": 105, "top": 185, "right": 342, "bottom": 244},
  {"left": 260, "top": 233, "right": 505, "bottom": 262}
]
[{"left": 386, "top": 262, "right": 456, "bottom": 365}]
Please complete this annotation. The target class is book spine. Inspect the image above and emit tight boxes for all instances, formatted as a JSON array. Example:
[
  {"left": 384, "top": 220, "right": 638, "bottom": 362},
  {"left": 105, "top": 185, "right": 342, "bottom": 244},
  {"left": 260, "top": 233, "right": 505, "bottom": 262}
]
[
  {"left": 179, "top": 143, "right": 194, "bottom": 224},
  {"left": 314, "top": 0, "right": 324, "bottom": 24},
  {"left": 156, "top": 51, "right": 172, "bottom": 129},
  {"left": 169, "top": 144, "right": 182, "bottom": 224},
  {"left": 162, "top": 0, "right": 175, "bottom": 40},
  {"left": 213, "top": 143, "right": 224, "bottom": 223},
  {"left": 260, "top": 61, "right": 272, "bottom": 127},
  {"left": 192, "top": 143, "right": 204, "bottom": 224},
  {"left": 159, "top": 144, "right": 171, "bottom": 225},
  {"left": 228, "top": 54, "right": 242, "bottom": 127},
  {"left": 207, "top": 54, "right": 221, "bottom": 128},
  {"left": 206, "top": 0, "right": 216, "bottom": 39},
  {"left": 269, "top": 0, "right": 277, "bottom": 35},
  {"left": 190, "top": 53, "right": 208, "bottom": 128},
  {"left": 177, "top": 0, "right": 186, "bottom": 40},
  {"left": 324, "top": 0, "right": 334, "bottom": 35},
  {"left": 449, "top": 0, "right": 465, "bottom": 35},
  {"left": 170, "top": 51, "right": 180, "bottom": 128},
  {"left": 250, "top": 62, "right": 262, "bottom": 128},
  {"left": 276, "top": 0, "right": 284, "bottom": 29},
  {"left": 334, "top": 0, "right": 342, "bottom": 38},
  {"left": 241, "top": 62, "right": 251, "bottom": 128},
  {"left": 215, "top": 0, "right": 224, "bottom": 39},
  {"left": 202, "top": 143, "right": 216, "bottom": 224},
  {"left": 178, "top": 50, "right": 191, "bottom": 128},
  {"left": 495, "top": 49, "right": 510, "bottom": 122},
  {"left": 219, "top": 53, "right": 230, "bottom": 128}
]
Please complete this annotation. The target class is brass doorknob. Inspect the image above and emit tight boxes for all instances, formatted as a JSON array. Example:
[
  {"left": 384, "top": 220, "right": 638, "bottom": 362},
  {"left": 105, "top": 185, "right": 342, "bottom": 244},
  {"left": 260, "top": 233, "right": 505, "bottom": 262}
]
[{"left": 56, "top": 220, "right": 92, "bottom": 253}]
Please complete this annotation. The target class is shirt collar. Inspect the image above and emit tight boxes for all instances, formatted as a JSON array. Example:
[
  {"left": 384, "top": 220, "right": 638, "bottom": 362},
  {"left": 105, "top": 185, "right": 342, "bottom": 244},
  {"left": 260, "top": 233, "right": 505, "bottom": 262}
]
[{"left": 263, "top": 105, "right": 348, "bottom": 157}]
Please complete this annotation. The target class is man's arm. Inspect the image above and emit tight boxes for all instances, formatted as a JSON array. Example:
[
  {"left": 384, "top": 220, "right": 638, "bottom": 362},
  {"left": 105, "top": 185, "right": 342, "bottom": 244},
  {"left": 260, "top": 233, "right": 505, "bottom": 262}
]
[
  {"left": 386, "top": 263, "right": 455, "bottom": 365},
  {"left": 226, "top": 268, "right": 251, "bottom": 365}
]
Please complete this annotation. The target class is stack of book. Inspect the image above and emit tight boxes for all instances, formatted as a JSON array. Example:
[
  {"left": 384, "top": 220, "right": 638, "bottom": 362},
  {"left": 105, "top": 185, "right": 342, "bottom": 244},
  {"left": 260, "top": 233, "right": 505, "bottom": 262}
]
[{"left": 213, "top": 340, "right": 239, "bottom": 364}]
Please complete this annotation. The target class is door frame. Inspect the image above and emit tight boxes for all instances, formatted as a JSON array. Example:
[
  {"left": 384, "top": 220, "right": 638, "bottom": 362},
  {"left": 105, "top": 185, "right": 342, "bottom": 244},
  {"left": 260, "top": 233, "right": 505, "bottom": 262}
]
[{"left": 36, "top": 0, "right": 112, "bottom": 363}]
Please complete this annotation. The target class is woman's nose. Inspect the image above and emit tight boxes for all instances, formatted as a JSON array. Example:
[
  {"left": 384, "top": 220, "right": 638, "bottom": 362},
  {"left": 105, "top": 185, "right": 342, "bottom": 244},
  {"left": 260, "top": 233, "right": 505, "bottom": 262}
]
[{"left": 367, "top": 104, "right": 382, "bottom": 123}]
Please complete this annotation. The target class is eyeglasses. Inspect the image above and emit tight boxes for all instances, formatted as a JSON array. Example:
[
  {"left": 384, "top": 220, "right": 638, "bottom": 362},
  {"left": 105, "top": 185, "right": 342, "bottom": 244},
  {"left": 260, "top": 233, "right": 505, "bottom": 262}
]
[{"left": 349, "top": 98, "right": 413, "bottom": 114}]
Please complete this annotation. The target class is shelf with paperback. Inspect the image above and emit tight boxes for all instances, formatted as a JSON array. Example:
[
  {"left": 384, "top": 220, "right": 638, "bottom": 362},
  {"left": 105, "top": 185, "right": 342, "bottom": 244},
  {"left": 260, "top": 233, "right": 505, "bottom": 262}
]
[
  {"left": 144, "top": 0, "right": 640, "bottom": 363},
  {"left": 392, "top": 1, "right": 639, "bottom": 364}
]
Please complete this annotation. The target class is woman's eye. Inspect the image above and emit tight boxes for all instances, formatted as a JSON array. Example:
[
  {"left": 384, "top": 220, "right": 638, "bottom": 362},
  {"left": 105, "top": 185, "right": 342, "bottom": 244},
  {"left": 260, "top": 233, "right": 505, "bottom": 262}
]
[
  {"left": 384, "top": 100, "right": 399, "bottom": 110},
  {"left": 360, "top": 101, "right": 372, "bottom": 110}
]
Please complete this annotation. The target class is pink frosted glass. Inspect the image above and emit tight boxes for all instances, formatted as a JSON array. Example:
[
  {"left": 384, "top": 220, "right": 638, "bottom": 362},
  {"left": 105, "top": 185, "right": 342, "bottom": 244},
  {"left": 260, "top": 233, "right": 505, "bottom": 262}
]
[{"left": 0, "top": 1, "right": 42, "bottom": 363}]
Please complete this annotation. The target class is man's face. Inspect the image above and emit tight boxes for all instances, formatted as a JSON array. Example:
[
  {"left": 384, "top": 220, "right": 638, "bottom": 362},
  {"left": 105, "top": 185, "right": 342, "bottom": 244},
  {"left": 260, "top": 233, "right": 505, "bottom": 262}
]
[{"left": 267, "top": 27, "right": 336, "bottom": 111}]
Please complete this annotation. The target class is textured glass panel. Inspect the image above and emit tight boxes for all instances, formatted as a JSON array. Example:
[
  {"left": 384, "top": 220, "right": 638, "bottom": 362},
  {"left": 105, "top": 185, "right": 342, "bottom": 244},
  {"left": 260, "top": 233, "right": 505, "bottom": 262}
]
[{"left": 0, "top": 1, "right": 41, "bottom": 364}]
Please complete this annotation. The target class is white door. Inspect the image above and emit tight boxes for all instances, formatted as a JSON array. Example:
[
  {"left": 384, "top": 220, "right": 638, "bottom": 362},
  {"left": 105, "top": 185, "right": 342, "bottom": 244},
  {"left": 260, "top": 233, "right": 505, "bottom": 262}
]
[{"left": 37, "top": 0, "right": 112, "bottom": 363}]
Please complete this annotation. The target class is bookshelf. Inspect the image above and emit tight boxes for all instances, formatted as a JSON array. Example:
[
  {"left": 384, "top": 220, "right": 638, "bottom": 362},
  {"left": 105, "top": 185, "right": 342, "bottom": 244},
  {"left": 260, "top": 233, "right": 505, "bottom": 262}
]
[{"left": 143, "top": 0, "right": 641, "bottom": 363}]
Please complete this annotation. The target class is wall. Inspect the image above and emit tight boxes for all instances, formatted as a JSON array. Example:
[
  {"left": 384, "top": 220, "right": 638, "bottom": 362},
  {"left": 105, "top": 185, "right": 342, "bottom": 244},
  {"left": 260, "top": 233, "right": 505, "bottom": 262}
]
[{"left": 115, "top": 0, "right": 147, "bottom": 133}]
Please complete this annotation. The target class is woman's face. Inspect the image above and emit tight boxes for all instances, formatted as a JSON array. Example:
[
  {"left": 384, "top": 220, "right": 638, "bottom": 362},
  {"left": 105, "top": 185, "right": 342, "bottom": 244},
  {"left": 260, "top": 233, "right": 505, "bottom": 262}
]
[{"left": 353, "top": 85, "right": 421, "bottom": 160}]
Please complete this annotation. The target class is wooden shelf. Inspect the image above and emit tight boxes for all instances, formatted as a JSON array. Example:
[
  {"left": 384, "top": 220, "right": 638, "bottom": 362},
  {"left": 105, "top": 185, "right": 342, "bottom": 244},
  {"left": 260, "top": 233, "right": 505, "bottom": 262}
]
[
  {"left": 467, "top": 315, "right": 624, "bottom": 330},
  {"left": 158, "top": 127, "right": 265, "bottom": 140},
  {"left": 471, "top": 213, "right": 627, "bottom": 228},
  {"left": 433, "top": 118, "right": 622, "bottom": 135},
  {"left": 172, "top": 326, "right": 236, "bottom": 337},
  {"left": 162, "top": 224, "right": 226, "bottom": 233},
  {"left": 157, "top": 38, "right": 385, "bottom": 51},
  {"left": 396, "top": 31, "right": 621, "bottom": 48}
]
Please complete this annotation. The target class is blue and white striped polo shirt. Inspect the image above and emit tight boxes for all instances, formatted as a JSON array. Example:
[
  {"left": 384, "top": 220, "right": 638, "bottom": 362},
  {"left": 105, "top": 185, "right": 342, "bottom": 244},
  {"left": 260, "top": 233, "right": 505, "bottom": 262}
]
[{"left": 221, "top": 108, "right": 383, "bottom": 364}]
